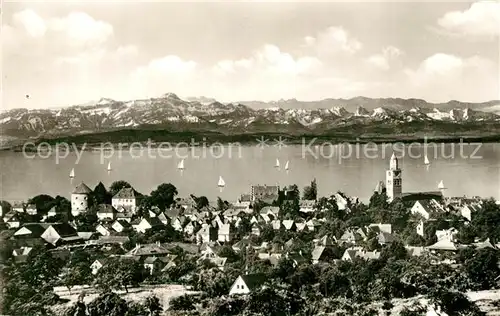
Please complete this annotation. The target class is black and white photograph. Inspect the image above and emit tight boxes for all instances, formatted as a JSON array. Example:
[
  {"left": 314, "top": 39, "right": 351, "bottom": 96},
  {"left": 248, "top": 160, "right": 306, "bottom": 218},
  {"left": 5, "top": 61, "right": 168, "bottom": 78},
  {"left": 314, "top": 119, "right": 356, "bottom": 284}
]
[{"left": 1, "top": 1, "right": 500, "bottom": 315}]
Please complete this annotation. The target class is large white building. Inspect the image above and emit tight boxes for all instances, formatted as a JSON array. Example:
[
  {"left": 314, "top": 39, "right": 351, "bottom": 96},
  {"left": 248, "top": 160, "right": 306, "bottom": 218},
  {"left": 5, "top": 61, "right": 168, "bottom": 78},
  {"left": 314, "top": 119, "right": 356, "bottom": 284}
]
[
  {"left": 112, "top": 187, "right": 141, "bottom": 213},
  {"left": 386, "top": 153, "right": 402, "bottom": 202},
  {"left": 71, "top": 182, "right": 92, "bottom": 217}
]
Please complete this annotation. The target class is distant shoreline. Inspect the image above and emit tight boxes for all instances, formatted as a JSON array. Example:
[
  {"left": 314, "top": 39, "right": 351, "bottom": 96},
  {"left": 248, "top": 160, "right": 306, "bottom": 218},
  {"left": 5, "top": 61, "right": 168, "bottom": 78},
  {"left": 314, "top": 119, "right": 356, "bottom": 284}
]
[{"left": 4, "top": 133, "right": 500, "bottom": 152}]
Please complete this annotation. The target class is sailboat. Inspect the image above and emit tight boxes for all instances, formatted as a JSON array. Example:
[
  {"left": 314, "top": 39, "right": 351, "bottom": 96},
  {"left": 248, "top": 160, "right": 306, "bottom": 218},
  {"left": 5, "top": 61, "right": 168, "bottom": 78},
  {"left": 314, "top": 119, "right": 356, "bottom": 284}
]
[
  {"left": 69, "top": 168, "right": 75, "bottom": 178},
  {"left": 284, "top": 161, "right": 289, "bottom": 172},
  {"left": 275, "top": 159, "right": 280, "bottom": 169},
  {"left": 438, "top": 180, "right": 446, "bottom": 190},
  {"left": 178, "top": 159, "right": 185, "bottom": 175},
  {"left": 424, "top": 155, "right": 430, "bottom": 165},
  {"left": 107, "top": 161, "right": 112, "bottom": 172},
  {"left": 218, "top": 176, "right": 225, "bottom": 192}
]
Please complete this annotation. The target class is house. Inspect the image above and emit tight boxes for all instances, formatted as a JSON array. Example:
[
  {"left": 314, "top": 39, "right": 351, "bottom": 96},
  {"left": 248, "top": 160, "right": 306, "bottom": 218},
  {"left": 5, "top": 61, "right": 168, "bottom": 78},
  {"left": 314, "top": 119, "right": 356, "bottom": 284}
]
[
  {"left": 5, "top": 212, "right": 21, "bottom": 228},
  {"left": 251, "top": 185, "right": 280, "bottom": 204},
  {"left": 183, "top": 221, "right": 200, "bottom": 235},
  {"left": 143, "top": 256, "right": 168, "bottom": 275},
  {"left": 97, "top": 204, "right": 117, "bottom": 221},
  {"left": 426, "top": 239, "right": 464, "bottom": 252},
  {"left": 271, "top": 220, "right": 282, "bottom": 230},
  {"left": 318, "top": 234, "right": 335, "bottom": 246},
  {"left": 157, "top": 212, "right": 169, "bottom": 225},
  {"left": 341, "top": 248, "right": 380, "bottom": 261},
  {"left": 473, "top": 238, "right": 497, "bottom": 250},
  {"left": 410, "top": 199, "right": 445, "bottom": 220},
  {"left": 436, "top": 228, "right": 458, "bottom": 241},
  {"left": 251, "top": 223, "right": 261, "bottom": 236},
  {"left": 306, "top": 219, "right": 321, "bottom": 231},
  {"left": 12, "top": 202, "right": 25, "bottom": 213},
  {"left": 223, "top": 209, "right": 245, "bottom": 222},
  {"left": 13, "top": 223, "right": 48, "bottom": 242},
  {"left": 171, "top": 216, "right": 187, "bottom": 232},
  {"left": 112, "top": 187, "right": 142, "bottom": 213},
  {"left": 41, "top": 223, "right": 81, "bottom": 246},
  {"left": 229, "top": 274, "right": 267, "bottom": 295},
  {"left": 96, "top": 223, "right": 114, "bottom": 236},
  {"left": 339, "top": 230, "right": 363, "bottom": 244},
  {"left": 460, "top": 203, "right": 483, "bottom": 221},
  {"left": 368, "top": 223, "right": 392, "bottom": 234},
  {"left": 71, "top": 182, "right": 92, "bottom": 217},
  {"left": 335, "top": 192, "right": 350, "bottom": 211},
  {"left": 311, "top": 243, "right": 339, "bottom": 264},
  {"left": 25, "top": 204, "right": 37, "bottom": 215},
  {"left": 91, "top": 259, "right": 106, "bottom": 275},
  {"left": 148, "top": 206, "right": 162, "bottom": 218},
  {"left": 196, "top": 225, "right": 218, "bottom": 244},
  {"left": 260, "top": 206, "right": 279, "bottom": 218},
  {"left": 12, "top": 246, "right": 33, "bottom": 263},
  {"left": 377, "top": 232, "right": 394, "bottom": 245},
  {"left": 281, "top": 220, "right": 296, "bottom": 231},
  {"left": 111, "top": 220, "right": 131, "bottom": 233},
  {"left": 218, "top": 223, "right": 235, "bottom": 243},
  {"left": 299, "top": 200, "right": 316, "bottom": 213},
  {"left": 126, "top": 242, "right": 170, "bottom": 257},
  {"left": 133, "top": 217, "right": 164, "bottom": 233},
  {"left": 115, "top": 210, "right": 134, "bottom": 222},
  {"left": 46, "top": 206, "right": 69, "bottom": 219}
]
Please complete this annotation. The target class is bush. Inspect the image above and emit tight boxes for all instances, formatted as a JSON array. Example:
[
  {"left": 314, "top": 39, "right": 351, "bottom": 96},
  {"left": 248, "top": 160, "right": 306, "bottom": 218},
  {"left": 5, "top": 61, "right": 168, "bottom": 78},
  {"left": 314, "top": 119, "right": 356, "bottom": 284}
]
[{"left": 169, "top": 294, "right": 197, "bottom": 311}]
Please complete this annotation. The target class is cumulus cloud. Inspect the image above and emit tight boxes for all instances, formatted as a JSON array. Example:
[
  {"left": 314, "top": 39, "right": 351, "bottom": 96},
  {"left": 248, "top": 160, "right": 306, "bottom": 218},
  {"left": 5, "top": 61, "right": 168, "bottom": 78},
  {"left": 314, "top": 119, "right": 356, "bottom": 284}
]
[
  {"left": 304, "top": 26, "right": 363, "bottom": 54},
  {"left": 404, "top": 53, "right": 498, "bottom": 101},
  {"left": 366, "top": 46, "right": 402, "bottom": 70},
  {"left": 49, "top": 12, "right": 114, "bottom": 47},
  {"left": 437, "top": 2, "right": 500, "bottom": 38},
  {"left": 12, "top": 9, "right": 47, "bottom": 38}
]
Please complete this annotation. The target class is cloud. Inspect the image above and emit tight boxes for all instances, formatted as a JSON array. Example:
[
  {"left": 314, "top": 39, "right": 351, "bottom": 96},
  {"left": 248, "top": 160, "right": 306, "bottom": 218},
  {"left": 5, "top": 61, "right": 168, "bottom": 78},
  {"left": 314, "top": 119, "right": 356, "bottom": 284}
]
[
  {"left": 437, "top": 2, "right": 500, "bottom": 38},
  {"left": 49, "top": 12, "right": 114, "bottom": 47},
  {"left": 404, "top": 53, "right": 498, "bottom": 101},
  {"left": 304, "top": 26, "right": 363, "bottom": 54},
  {"left": 12, "top": 9, "right": 46, "bottom": 38},
  {"left": 366, "top": 46, "right": 402, "bottom": 70}
]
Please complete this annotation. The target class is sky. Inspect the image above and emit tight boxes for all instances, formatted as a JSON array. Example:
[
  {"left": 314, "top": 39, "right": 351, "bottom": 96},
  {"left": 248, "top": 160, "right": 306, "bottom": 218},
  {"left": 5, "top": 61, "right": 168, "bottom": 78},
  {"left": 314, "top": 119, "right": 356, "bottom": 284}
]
[{"left": 2, "top": 1, "right": 499, "bottom": 109}]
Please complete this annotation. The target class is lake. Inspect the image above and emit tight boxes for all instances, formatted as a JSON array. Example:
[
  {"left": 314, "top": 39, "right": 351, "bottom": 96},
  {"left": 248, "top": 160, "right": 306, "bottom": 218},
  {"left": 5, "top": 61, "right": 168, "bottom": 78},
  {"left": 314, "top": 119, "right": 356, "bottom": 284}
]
[{"left": 1, "top": 142, "right": 499, "bottom": 203}]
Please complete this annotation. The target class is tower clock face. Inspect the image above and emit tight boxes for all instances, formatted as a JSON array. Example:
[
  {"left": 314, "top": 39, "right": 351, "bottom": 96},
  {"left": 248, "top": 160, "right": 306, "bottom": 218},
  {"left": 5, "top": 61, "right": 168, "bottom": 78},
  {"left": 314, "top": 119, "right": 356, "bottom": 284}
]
[{"left": 394, "top": 170, "right": 401, "bottom": 176}]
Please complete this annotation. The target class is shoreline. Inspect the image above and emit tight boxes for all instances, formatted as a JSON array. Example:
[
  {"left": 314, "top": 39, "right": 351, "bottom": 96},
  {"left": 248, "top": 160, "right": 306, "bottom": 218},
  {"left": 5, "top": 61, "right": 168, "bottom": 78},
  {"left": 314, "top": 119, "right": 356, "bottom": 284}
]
[{"left": 4, "top": 134, "right": 500, "bottom": 152}]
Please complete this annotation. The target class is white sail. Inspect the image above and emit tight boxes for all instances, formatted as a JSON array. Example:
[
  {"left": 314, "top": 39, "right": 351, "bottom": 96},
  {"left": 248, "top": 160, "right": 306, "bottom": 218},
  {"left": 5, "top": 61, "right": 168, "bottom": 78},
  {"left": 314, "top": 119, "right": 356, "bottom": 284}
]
[
  {"left": 69, "top": 168, "right": 75, "bottom": 178},
  {"left": 438, "top": 180, "right": 445, "bottom": 190},
  {"left": 218, "top": 176, "right": 225, "bottom": 187},
  {"left": 424, "top": 155, "right": 430, "bottom": 165},
  {"left": 284, "top": 161, "right": 289, "bottom": 170},
  {"left": 107, "top": 162, "right": 112, "bottom": 171},
  {"left": 275, "top": 159, "right": 280, "bottom": 168},
  {"left": 178, "top": 159, "right": 185, "bottom": 170}
]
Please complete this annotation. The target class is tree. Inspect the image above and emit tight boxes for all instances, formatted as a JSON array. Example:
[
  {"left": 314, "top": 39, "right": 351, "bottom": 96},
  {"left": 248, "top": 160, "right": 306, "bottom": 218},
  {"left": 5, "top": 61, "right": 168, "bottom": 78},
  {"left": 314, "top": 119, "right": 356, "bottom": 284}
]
[
  {"left": 463, "top": 248, "right": 499, "bottom": 290},
  {"left": 149, "top": 183, "right": 178, "bottom": 211},
  {"left": 28, "top": 194, "right": 55, "bottom": 214},
  {"left": 87, "top": 291, "right": 128, "bottom": 316},
  {"left": 62, "top": 264, "right": 92, "bottom": 292},
  {"left": 109, "top": 180, "right": 132, "bottom": 197},
  {"left": 303, "top": 179, "right": 318, "bottom": 200},
  {"left": 93, "top": 182, "right": 111, "bottom": 204},
  {"left": 143, "top": 295, "right": 163, "bottom": 316},
  {"left": 217, "top": 197, "right": 229, "bottom": 211},
  {"left": 168, "top": 294, "right": 196, "bottom": 311},
  {"left": 94, "top": 258, "right": 144, "bottom": 293},
  {"left": 191, "top": 194, "right": 209, "bottom": 210}
]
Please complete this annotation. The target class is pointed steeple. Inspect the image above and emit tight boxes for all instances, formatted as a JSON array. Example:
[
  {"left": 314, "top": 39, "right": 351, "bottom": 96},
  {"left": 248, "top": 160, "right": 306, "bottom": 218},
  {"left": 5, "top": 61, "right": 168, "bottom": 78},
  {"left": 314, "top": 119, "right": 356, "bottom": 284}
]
[{"left": 390, "top": 152, "right": 399, "bottom": 170}]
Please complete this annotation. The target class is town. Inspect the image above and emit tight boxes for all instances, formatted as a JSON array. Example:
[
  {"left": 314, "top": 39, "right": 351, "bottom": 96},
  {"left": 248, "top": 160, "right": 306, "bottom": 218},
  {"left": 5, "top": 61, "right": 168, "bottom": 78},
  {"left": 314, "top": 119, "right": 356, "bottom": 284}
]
[{"left": 1, "top": 154, "right": 500, "bottom": 316}]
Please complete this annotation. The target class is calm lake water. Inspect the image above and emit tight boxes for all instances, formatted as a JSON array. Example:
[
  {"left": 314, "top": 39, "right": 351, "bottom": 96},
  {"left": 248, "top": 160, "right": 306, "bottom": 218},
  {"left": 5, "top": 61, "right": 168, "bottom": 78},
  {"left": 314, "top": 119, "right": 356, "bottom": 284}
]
[{"left": 1, "top": 142, "right": 499, "bottom": 203}]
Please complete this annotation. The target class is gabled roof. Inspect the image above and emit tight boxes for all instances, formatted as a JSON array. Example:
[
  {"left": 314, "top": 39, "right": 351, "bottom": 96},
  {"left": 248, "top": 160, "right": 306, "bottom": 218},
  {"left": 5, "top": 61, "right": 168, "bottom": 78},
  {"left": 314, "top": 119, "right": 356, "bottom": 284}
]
[
  {"left": 127, "top": 243, "right": 169, "bottom": 256},
  {"left": 239, "top": 273, "right": 267, "bottom": 291},
  {"left": 49, "top": 223, "right": 78, "bottom": 237},
  {"left": 113, "top": 187, "right": 141, "bottom": 199},
  {"left": 402, "top": 192, "right": 443, "bottom": 202},
  {"left": 426, "top": 239, "right": 464, "bottom": 251},
  {"left": 72, "top": 182, "right": 92, "bottom": 194},
  {"left": 97, "top": 204, "right": 117, "bottom": 214},
  {"left": 311, "top": 245, "right": 326, "bottom": 261},
  {"left": 282, "top": 220, "right": 295, "bottom": 230},
  {"left": 14, "top": 223, "right": 47, "bottom": 238},
  {"left": 144, "top": 217, "right": 164, "bottom": 227}
]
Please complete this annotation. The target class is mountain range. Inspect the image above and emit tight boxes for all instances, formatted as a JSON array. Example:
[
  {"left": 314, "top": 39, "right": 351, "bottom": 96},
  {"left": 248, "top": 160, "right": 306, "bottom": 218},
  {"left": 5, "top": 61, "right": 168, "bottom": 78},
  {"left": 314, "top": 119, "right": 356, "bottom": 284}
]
[{"left": 1, "top": 93, "right": 500, "bottom": 146}]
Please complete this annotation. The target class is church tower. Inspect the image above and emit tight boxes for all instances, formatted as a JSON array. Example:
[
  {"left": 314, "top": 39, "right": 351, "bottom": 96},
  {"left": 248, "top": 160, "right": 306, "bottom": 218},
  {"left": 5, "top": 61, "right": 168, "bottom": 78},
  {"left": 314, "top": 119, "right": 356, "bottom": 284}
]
[{"left": 386, "top": 153, "right": 402, "bottom": 202}]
